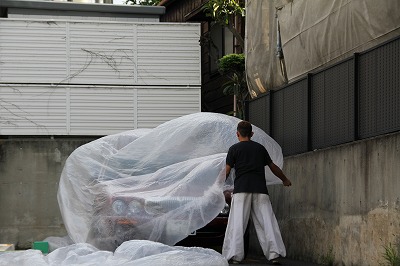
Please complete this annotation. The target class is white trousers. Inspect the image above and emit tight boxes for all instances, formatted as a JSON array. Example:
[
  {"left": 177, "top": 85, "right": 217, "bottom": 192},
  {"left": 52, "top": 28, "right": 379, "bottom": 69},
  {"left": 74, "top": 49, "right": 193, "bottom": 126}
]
[{"left": 222, "top": 193, "right": 286, "bottom": 261}]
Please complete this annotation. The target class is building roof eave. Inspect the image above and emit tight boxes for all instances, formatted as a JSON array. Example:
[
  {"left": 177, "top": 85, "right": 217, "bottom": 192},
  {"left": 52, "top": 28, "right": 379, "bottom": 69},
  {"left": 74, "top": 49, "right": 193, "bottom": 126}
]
[{"left": 0, "top": 0, "right": 165, "bottom": 15}]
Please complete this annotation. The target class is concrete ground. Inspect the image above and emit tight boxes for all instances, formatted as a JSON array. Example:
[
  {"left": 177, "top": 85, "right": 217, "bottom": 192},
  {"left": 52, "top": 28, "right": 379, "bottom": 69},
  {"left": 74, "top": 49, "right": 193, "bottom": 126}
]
[
  {"left": 208, "top": 244, "right": 321, "bottom": 265},
  {"left": 229, "top": 255, "right": 322, "bottom": 265}
]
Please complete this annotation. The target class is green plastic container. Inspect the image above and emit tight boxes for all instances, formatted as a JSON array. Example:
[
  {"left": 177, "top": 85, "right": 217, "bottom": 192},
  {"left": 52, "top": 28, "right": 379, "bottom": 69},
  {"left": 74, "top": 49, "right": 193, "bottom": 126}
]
[{"left": 32, "top": 241, "right": 49, "bottom": 254}]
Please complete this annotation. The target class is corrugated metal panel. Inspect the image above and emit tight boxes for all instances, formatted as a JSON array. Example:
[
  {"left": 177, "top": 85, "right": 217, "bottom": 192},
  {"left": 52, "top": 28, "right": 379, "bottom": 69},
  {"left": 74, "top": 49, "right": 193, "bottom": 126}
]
[
  {"left": 137, "top": 88, "right": 201, "bottom": 128},
  {"left": 0, "top": 19, "right": 201, "bottom": 86},
  {"left": 0, "top": 85, "right": 67, "bottom": 135},
  {"left": 68, "top": 22, "right": 136, "bottom": 85},
  {"left": 0, "top": 20, "right": 67, "bottom": 83},
  {"left": 69, "top": 86, "right": 135, "bottom": 135},
  {"left": 137, "top": 24, "right": 201, "bottom": 86},
  {"left": 0, "top": 84, "right": 200, "bottom": 135}
]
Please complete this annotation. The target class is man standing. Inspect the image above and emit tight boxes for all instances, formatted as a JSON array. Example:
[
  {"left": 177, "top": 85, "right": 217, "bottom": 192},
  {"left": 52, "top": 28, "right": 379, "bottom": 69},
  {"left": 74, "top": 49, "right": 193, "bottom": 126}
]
[{"left": 222, "top": 121, "right": 292, "bottom": 264}]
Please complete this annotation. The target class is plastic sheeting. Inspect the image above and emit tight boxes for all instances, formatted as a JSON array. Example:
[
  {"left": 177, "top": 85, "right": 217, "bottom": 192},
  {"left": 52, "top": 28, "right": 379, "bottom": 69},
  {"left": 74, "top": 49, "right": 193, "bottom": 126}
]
[
  {"left": 245, "top": 0, "right": 400, "bottom": 97},
  {"left": 43, "top": 236, "right": 75, "bottom": 253},
  {"left": 245, "top": 0, "right": 287, "bottom": 97},
  {"left": 0, "top": 240, "right": 229, "bottom": 266},
  {"left": 57, "top": 112, "right": 283, "bottom": 250}
]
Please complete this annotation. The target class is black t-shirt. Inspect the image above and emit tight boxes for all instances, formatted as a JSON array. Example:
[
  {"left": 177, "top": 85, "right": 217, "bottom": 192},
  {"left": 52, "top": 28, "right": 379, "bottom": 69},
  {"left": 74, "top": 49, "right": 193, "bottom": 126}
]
[{"left": 226, "top": 140, "right": 272, "bottom": 194}]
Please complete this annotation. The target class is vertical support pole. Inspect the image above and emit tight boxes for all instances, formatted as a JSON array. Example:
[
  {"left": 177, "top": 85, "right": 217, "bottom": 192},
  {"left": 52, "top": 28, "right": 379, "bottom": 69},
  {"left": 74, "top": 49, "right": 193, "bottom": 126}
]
[
  {"left": 269, "top": 90, "right": 274, "bottom": 137},
  {"left": 133, "top": 24, "right": 138, "bottom": 85},
  {"left": 66, "top": 86, "right": 70, "bottom": 135},
  {"left": 244, "top": 100, "right": 249, "bottom": 121},
  {"left": 354, "top": 53, "right": 360, "bottom": 141},
  {"left": 233, "top": 95, "right": 237, "bottom": 117},
  {"left": 133, "top": 88, "right": 138, "bottom": 129},
  {"left": 307, "top": 73, "right": 313, "bottom": 152}
]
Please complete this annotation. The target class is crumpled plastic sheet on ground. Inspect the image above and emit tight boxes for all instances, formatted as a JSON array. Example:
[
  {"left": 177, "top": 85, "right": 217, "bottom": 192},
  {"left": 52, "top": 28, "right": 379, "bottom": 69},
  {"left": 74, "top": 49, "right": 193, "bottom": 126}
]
[
  {"left": 0, "top": 240, "right": 229, "bottom": 266},
  {"left": 43, "top": 236, "right": 75, "bottom": 253},
  {"left": 57, "top": 112, "right": 284, "bottom": 250}
]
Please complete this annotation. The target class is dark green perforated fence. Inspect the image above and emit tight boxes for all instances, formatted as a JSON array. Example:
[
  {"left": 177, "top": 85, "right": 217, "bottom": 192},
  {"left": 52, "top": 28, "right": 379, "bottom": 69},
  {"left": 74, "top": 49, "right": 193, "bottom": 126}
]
[{"left": 247, "top": 36, "right": 400, "bottom": 156}]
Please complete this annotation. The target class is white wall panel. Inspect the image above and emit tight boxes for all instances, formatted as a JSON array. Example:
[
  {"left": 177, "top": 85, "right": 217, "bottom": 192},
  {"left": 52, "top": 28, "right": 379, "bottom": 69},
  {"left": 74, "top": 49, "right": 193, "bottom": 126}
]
[
  {"left": 137, "top": 88, "right": 201, "bottom": 128},
  {"left": 69, "top": 86, "right": 135, "bottom": 135},
  {"left": 68, "top": 22, "right": 136, "bottom": 85},
  {"left": 0, "top": 85, "right": 67, "bottom": 135},
  {"left": 0, "top": 84, "right": 200, "bottom": 135},
  {"left": 137, "top": 24, "right": 201, "bottom": 86},
  {"left": 0, "top": 19, "right": 201, "bottom": 86},
  {"left": 0, "top": 19, "right": 201, "bottom": 136},
  {"left": 0, "top": 20, "right": 67, "bottom": 83}
]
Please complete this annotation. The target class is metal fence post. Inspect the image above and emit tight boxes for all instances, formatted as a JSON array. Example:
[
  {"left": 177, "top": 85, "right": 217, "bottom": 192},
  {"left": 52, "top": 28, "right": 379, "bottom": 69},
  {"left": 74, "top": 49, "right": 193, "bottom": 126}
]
[
  {"left": 307, "top": 73, "right": 313, "bottom": 152},
  {"left": 354, "top": 53, "right": 360, "bottom": 141},
  {"left": 269, "top": 90, "right": 274, "bottom": 138},
  {"left": 244, "top": 100, "right": 250, "bottom": 121}
]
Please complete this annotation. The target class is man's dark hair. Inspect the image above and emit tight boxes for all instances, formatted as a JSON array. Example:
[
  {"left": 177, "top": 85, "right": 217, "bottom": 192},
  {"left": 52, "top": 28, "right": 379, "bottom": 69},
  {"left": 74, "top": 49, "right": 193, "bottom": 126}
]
[{"left": 237, "top": 121, "right": 252, "bottom": 137}]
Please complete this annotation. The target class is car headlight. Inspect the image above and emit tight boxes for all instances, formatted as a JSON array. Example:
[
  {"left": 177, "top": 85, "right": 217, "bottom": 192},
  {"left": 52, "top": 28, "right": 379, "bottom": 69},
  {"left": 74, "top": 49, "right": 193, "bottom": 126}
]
[
  {"left": 128, "top": 200, "right": 142, "bottom": 214},
  {"left": 112, "top": 199, "right": 127, "bottom": 215},
  {"left": 220, "top": 203, "right": 230, "bottom": 215}
]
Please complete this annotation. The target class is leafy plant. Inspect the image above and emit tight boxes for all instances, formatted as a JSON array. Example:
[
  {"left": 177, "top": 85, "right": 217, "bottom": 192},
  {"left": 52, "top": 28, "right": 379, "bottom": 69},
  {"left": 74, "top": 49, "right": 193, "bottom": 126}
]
[
  {"left": 218, "top": 53, "right": 245, "bottom": 75},
  {"left": 382, "top": 243, "right": 400, "bottom": 266},
  {"left": 202, "top": 0, "right": 245, "bottom": 49},
  {"left": 217, "top": 53, "right": 248, "bottom": 119},
  {"left": 320, "top": 246, "right": 335, "bottom": 266}
]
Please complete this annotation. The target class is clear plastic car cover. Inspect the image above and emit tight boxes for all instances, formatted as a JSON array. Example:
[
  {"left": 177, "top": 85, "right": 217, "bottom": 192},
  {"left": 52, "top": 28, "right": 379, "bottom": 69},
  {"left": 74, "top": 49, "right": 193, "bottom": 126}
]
[
  {"left": 0, "top": 240, "right": 229, "bottom": 266},
  {"left": 57, "top": 112, "right": 284, "bottom": 250}
]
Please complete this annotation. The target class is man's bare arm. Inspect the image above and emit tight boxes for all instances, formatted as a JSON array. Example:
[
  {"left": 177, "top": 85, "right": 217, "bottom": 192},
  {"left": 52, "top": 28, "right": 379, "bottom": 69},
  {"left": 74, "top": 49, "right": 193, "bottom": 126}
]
[
  {"left": 226, "top": 164, "right": 232, "bottom": 180},
  {"left": 268, "top": 162, "right": 292, "bottom": 186}
]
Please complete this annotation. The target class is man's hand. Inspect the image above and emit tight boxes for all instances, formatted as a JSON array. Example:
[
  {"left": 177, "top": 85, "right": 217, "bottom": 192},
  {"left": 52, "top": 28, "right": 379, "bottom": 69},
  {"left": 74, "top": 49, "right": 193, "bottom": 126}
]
[{"left": 283, "top": 178, "right": 292, "bottom": 187}]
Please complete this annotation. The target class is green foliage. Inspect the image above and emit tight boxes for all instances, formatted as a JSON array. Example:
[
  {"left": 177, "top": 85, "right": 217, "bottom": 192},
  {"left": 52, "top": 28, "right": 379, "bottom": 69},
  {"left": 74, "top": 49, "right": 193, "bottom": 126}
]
[
  {"left": 203, "top": 0, "right": 245, "bottom": 26},
  {"left": 217, "top": 53, "right": 246, "bottom": 97},
  {"left": 217, "top": 53, "right": 245, "bottom": 75},
  {"left": 217, "top": 53, "right": 247, "bottom": 119},
  {"left": 382, "top": 243, "right": 400, "bottom": 266},
  {"left": 202, "top": 0, "right": 245, "bottom": 49},
  {"left": 125, "top": 0, "right": 161, "bottom": 6},
  {"left": 320, "top": 246, "right": 335, "bottom": 266}
]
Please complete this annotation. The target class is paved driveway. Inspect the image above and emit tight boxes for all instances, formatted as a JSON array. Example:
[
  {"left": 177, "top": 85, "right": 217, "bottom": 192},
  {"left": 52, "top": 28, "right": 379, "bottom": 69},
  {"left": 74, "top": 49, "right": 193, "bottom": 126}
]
[{"left": 229, "top": 256, "right": 322, "bottom": 265}]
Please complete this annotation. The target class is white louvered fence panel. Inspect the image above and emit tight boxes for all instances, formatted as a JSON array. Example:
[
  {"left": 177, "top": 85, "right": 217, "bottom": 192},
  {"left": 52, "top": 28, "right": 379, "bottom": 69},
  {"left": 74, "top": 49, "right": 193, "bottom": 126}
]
[
  {"left": 0, "top": 84, "right": 200, "bottom": 135},
  {"left": 137, "top": 88, "right": 201, "bottom": 128},
  {"left": 137, "top": 24, "right": 201, "bottom": 86},
  {"left": 68, "top": 22, "right": 137, "bottom": 85},
  {"left": 69, "top": 86, "right": 135, "bottom": 135},
  {"left": 0, "top": 19, "right": 201, "bottom": 135},
  {"left": 0, "top": 19, "right": 201, "bottom": 86},
  {"left": 0, "top": 85, "right": 67, "bottom": 135},
  {"left": 0, "top": 20, "right": 67, "bottom": 83}
]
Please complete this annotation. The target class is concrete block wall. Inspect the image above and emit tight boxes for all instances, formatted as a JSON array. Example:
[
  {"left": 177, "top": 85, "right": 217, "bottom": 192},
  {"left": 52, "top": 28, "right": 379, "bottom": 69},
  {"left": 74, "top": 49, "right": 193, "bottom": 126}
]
[
  {"left": 269, "top": 132, "right": 400, "bottom": 265},
  {"left": 0, "top": 132, "right": 399, "bottom": 265},
  {"left": 0, "top": 137, "right": 96, "bottom": 249}
]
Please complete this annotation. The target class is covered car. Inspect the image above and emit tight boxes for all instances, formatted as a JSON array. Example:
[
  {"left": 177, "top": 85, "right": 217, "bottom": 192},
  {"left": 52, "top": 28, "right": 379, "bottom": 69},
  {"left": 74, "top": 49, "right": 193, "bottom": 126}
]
[{"left": 57, "top": 112, "right": 283, "bottom": 250}]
